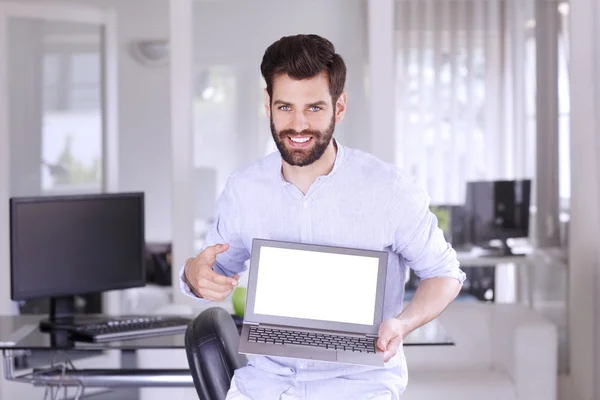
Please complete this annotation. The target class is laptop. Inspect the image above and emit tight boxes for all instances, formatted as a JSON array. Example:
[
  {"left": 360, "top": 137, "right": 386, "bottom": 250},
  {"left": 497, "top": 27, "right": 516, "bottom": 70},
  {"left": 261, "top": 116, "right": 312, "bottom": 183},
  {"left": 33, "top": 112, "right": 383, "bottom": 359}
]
[{"left": 238, "top": 238, "right": 388, "bottom": 367}]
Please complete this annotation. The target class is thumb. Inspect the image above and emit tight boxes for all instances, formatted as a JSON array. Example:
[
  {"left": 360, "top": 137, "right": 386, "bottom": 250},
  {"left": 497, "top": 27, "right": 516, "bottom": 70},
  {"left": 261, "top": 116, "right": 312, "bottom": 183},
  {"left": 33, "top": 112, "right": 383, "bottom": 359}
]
[
  {"left": 212, "top": 243, "right": 230, "bottom": 255},
  {"left": 200, "top": 243, "right": 230, "bottom": 266},
  {"left": 377, "top": 328, "right": 394, "bottom": 351},
  {"left": 385, "top": 336, "right": 402, "bottom": 357}
]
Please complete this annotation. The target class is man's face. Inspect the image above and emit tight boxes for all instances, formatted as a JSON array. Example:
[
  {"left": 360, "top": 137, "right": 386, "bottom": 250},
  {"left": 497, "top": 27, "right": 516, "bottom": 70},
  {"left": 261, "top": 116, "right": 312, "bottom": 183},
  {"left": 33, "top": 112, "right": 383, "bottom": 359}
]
[{"left": 266, "top": 72, "right": 346, "bottom": 167}]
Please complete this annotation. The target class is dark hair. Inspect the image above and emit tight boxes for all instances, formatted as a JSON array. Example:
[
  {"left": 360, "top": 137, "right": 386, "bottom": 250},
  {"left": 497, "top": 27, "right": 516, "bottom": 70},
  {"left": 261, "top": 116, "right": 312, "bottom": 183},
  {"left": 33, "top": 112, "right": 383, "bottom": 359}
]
[{"left": 260, "top": 34, "right": 347, "bottom": 103}]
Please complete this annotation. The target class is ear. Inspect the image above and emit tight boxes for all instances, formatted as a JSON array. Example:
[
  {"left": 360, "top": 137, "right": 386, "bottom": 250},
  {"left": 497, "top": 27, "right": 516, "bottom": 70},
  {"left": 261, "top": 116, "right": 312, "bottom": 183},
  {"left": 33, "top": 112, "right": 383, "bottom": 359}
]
[
  {"left": 335, "top": 92, "right": 347, "bottom": 123},
  {"left": 264, "top": 89, "right": 271, "bottom": 119}
]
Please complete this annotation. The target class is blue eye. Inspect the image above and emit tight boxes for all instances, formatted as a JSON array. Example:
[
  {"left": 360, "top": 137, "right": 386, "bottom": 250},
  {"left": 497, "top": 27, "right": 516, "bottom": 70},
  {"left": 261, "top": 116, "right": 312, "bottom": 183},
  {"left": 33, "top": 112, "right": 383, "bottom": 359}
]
[
  {"left": 278, "top": 105, "right": 291, "bottom": 111},
  {"left": 309, "top": 106, "right": 322, "bottom": 112}
]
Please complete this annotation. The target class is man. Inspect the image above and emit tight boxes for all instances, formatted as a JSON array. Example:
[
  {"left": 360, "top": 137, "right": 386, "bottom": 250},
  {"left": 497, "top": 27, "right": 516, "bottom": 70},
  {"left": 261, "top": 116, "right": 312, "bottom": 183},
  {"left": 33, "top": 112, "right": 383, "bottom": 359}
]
[{"left": 181, "top": 34, "right": 465, "bottom": 400}]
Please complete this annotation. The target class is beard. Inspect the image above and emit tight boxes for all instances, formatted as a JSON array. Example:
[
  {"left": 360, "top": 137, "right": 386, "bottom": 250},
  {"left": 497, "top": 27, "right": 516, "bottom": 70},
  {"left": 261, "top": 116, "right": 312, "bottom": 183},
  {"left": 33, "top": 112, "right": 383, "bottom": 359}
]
[{"left": 270, "top": 113, "right": 336, "bottom": 167}]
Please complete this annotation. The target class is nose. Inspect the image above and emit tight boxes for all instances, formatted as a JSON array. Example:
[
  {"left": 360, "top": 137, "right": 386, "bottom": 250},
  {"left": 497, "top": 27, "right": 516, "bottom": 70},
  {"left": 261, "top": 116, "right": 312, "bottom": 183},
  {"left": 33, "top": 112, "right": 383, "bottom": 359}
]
[{"left": 291, "top": 110, "right": 309, "bottom": 133}]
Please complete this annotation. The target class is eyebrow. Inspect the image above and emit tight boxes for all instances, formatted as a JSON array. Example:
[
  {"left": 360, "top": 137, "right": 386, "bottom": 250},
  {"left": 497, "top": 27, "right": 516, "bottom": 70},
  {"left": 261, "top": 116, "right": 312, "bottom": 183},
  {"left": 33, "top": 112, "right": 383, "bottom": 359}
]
[{"left": 273, "top": 100, "right": 328, "bottom": 107}]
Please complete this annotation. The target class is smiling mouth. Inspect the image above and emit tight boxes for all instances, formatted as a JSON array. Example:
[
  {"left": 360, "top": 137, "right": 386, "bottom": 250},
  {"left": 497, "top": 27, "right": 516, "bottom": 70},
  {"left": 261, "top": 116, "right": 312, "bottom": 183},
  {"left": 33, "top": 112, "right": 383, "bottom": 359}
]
[{"left": 287, "top": 136, "right": 313, "bottom": 148}]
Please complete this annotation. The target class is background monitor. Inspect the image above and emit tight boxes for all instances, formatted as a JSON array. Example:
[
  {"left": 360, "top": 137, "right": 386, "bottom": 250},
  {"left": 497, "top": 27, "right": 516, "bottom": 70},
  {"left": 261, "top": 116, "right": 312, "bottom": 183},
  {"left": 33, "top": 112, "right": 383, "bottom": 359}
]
[
  {"left": 10, "top": 192, "right": 145, "bottom": 329},
  {"left": 465, "top": 179, "right": 531, "bottom": 254},
  {"left": 430, "top": 204, "right": 469, "bottom": 248}
]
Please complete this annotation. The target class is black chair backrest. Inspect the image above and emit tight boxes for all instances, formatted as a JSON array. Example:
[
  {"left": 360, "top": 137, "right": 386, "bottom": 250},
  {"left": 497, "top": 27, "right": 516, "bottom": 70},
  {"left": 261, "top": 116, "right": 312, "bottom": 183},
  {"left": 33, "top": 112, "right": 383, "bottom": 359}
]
[{"left": 185, "top": 307, "right": 248, "bottom": 400}]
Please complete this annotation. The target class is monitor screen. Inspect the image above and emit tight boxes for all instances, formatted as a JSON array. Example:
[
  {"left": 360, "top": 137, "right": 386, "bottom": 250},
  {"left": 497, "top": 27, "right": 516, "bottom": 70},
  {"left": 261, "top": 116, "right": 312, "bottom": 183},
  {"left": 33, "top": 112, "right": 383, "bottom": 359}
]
[
  {"left": 252, "top": 246, "right": 380, "bottom": 326},
  {"left": 430, "top": 204, "right": 469, "bottom": 247},
  {"left": 10, "top": 193, "right": 145, "bottom": 301},
  {"left": 465, "top": 179, "right": 531, "bottom": 245},
  {"left": 430, "top": 205, "right": 451, "bottom": 237}
]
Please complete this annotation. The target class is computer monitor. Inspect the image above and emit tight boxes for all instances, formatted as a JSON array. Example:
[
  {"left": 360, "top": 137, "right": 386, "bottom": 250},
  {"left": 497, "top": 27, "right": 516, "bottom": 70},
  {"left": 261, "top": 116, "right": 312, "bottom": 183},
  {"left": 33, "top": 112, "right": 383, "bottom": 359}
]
[
  {"left": 10, "top": 192, "right": 145, "bottom": 330},
  {"left": 430, "top": 204, "right": 469, "bottom": 248},
  {"left": 465, "top": 179, "right": 531, "bottom": 255}
]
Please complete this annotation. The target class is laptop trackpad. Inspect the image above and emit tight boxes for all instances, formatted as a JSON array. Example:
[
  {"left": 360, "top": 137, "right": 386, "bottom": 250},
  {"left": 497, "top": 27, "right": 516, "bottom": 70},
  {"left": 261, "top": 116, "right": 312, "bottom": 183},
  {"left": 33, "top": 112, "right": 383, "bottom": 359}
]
[{"left": 286, "top": 345, "right": 337, "bottom": 362}]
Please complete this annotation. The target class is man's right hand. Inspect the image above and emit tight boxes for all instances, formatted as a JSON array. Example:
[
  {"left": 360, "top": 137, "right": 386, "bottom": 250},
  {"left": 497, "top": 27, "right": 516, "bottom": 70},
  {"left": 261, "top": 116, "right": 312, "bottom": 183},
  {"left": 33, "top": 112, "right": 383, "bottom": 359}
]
[{"left": 184, "top": 243, "right": 239, "bottom": 301}]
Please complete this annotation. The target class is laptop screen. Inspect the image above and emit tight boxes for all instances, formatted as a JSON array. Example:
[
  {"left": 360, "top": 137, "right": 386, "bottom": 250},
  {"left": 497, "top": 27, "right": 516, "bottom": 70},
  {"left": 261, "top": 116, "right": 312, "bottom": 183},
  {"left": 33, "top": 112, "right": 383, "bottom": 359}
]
[{"left": 252, "top": 246, "right": 380, "bottom": 326}]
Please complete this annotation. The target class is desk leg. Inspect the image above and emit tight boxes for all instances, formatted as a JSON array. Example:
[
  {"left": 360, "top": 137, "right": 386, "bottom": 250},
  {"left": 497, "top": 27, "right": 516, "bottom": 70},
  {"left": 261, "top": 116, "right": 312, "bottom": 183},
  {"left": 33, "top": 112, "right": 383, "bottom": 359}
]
[
  {"left": 121, "top": 349, "right": 139, "bottom": 400},
  {"left": 512, "top": 261, "right": 535, "bottom": 308},
  {"left": 495, "top": 263, "right": 516, "bottom": 303},
  {"left": 527, "top": 263, "right": 534, "bottom": 307}
]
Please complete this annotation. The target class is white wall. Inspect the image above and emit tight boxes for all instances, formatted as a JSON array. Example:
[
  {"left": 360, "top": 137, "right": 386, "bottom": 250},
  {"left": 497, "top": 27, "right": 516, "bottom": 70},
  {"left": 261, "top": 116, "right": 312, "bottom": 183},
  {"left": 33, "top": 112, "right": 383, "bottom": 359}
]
[
  {"left": 91, "top": 0, "right": 172, "bottom": 243},
  {"left": 367, "top": 0, "right": 395, "bottom": 164},
  {"left": 8, "top": 18, "right": 43, "bottom": 198}
]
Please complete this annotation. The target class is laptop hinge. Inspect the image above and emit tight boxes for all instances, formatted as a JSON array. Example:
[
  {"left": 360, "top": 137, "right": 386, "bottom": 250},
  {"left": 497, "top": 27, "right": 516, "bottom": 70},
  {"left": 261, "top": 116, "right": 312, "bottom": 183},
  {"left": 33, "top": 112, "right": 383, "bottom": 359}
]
[
  {"left": 244, "top": 321, "right": 259, "bottom": 326},
  {"left": 366, "top": 333, "right": 378, "bottom": 338}
]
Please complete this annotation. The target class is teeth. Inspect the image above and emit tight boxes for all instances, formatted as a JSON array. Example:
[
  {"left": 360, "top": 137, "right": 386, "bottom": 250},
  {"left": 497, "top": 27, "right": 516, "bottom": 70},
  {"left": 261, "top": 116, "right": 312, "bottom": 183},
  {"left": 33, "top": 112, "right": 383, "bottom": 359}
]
[{"left": 290, "top": 137, "right": 310, "bottom": 143}]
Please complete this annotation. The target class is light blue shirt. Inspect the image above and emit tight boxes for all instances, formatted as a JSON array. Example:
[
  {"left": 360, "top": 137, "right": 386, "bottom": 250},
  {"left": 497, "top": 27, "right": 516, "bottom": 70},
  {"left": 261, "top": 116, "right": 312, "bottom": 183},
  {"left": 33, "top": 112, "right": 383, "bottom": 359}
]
[{"left": 180, "top": 141, "right": 465, "bottom": 400}]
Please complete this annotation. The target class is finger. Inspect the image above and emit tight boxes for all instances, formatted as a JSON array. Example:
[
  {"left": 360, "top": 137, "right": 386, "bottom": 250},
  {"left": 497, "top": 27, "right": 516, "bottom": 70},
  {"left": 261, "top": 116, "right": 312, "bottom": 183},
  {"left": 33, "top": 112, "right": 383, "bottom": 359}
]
[
  {"left": 198, "top": 288, "right": 232, "bottom": 302},
  {"left": 198, "top": 243, "right": 230, "bottom": 265},
  {"left": 207, "top": 269, "right": 239, "bottom": 287},
  {"left": 384, "top": 336, "right": 402, "bottom": 362},
  {"left": 232, "top": 274, "right": 240, "bottom": 281},
  {"left": 377, "top": 326, "right": 394, "bottom": 351},
  {"left": 197, "top": 277, "right": 236, "bottom": 294},
  {"left": 377, "top": 336, "right": 387, "bottom": 352}
]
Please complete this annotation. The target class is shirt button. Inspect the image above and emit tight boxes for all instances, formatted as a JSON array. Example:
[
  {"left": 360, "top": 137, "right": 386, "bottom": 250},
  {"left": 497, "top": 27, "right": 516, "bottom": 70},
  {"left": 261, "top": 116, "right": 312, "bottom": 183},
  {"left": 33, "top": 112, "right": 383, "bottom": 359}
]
[{"left": 302, "top": 201, "right": 308, "bottom": 208}]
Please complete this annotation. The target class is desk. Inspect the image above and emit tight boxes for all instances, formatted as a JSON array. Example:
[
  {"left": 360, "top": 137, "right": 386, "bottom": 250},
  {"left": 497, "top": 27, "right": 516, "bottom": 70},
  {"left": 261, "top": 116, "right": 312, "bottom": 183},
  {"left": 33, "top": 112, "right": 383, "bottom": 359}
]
[
  {"left": 455, "top": 251, "right": 529, "bottom": 267},
  {"left": 0, "top": 313, "right": 453, "bottom": 394},
  {"left": 456, "top": 249, "right": 533, "bottom": 305}
]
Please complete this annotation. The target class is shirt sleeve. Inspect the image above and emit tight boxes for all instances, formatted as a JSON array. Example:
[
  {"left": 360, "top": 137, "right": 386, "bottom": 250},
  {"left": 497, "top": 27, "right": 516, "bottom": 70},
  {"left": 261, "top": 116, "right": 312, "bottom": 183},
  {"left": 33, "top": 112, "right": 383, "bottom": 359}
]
[
  {"left": 178, "top": 174, "right": 250, "bottom": 301},
  {"left": 390, "top": 177, "right": 466, "bottom": 283}
]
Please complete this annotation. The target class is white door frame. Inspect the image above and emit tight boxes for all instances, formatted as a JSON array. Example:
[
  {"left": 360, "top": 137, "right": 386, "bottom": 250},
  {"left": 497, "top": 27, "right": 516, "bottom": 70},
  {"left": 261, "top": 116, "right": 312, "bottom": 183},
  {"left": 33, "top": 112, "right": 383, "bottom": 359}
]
[{"left": 0, "top": 1, "right": 119, "bottom": 315}]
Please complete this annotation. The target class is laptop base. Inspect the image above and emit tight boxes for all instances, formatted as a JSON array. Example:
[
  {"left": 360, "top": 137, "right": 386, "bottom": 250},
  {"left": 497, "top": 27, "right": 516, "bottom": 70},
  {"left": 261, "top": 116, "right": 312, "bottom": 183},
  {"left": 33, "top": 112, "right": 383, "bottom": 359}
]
[{"left": 238, "top": 324, "right": 384, "bottom": 367}]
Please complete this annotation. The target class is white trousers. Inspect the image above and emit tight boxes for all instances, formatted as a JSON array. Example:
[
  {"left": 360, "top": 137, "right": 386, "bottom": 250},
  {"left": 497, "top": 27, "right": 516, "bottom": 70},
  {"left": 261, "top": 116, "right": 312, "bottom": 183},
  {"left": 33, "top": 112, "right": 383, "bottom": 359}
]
[
  {"left": 225, "top": 376, "right": 393, "bottom": 400},
  {"left": 225, "top": 377, "right": 296, "bottom": 400}
]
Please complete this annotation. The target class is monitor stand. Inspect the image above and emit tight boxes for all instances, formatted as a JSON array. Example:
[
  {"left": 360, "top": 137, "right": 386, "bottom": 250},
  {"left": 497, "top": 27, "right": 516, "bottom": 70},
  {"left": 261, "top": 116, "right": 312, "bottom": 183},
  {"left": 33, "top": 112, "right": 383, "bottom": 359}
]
[
  {"left": 477, "top": 238, "right": 524, "bottom": 257},
  {"left": 498, "top": 238, "right": 514, "bottom": 256},
  {"left": 48, "top": 330, "right": 76, "bottom": 348},
  {"left": 38, "top": 295, "right": 107, "bottom": 332}
]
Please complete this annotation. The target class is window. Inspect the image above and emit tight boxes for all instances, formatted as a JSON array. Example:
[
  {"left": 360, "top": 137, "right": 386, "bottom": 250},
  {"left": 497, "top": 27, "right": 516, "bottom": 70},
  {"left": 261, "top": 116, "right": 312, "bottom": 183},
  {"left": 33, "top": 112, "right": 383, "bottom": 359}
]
[
  {"left": 8, "top": 19, "right": 103, "bottom": 196},
  {"left": 40, "top": 22, "right": 103, "bottom": 194},
  {"left": 396, "top": 0, "right": 514, "bottom": 204}
]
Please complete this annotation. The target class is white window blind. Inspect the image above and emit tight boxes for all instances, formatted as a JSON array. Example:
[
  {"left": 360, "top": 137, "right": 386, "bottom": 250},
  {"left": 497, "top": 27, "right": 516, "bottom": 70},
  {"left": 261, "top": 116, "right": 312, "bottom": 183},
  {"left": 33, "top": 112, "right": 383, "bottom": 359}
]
[{"left": 395, "top": 0, "right": 535, "bottom": 205}]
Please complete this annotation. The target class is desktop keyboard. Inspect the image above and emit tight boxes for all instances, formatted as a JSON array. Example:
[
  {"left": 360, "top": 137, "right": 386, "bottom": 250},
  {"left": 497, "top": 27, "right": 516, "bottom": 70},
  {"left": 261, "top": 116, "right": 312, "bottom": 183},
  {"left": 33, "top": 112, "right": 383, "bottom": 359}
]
[
  {"left": 248, "top": 326, "right": 376, "bottom": 353},
  {"left": 69, "top": 316, "right": 192, "bottom": 343}
]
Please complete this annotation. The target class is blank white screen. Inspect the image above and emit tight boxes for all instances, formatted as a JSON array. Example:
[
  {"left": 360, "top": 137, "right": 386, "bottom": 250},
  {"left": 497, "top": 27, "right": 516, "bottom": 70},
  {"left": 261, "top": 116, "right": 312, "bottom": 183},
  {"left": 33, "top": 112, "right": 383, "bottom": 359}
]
[{"left": 252, "top": 246, "right": 380, "bottom": 325}]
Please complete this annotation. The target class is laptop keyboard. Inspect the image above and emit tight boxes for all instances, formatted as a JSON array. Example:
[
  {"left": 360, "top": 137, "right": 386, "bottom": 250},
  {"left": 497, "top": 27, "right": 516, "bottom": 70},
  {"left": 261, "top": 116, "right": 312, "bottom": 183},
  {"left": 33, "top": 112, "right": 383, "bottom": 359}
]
[{"left": 248, "top": 326, "right": 376, "bottom": 353}]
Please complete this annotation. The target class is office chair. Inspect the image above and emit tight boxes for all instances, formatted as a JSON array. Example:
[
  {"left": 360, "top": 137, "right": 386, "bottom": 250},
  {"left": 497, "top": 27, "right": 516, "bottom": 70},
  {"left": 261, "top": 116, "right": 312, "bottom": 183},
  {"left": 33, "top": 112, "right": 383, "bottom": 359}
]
[{"left": 185, "top": 307, "right": 248, "bottom": 400}]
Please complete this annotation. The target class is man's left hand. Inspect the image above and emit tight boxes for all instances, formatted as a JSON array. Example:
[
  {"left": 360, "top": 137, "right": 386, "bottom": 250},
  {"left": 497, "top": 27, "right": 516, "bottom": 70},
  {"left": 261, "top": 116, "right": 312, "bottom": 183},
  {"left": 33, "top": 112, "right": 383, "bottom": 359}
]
[{"left": 377, "top": 318, "right": 406, "bottom": 362}]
